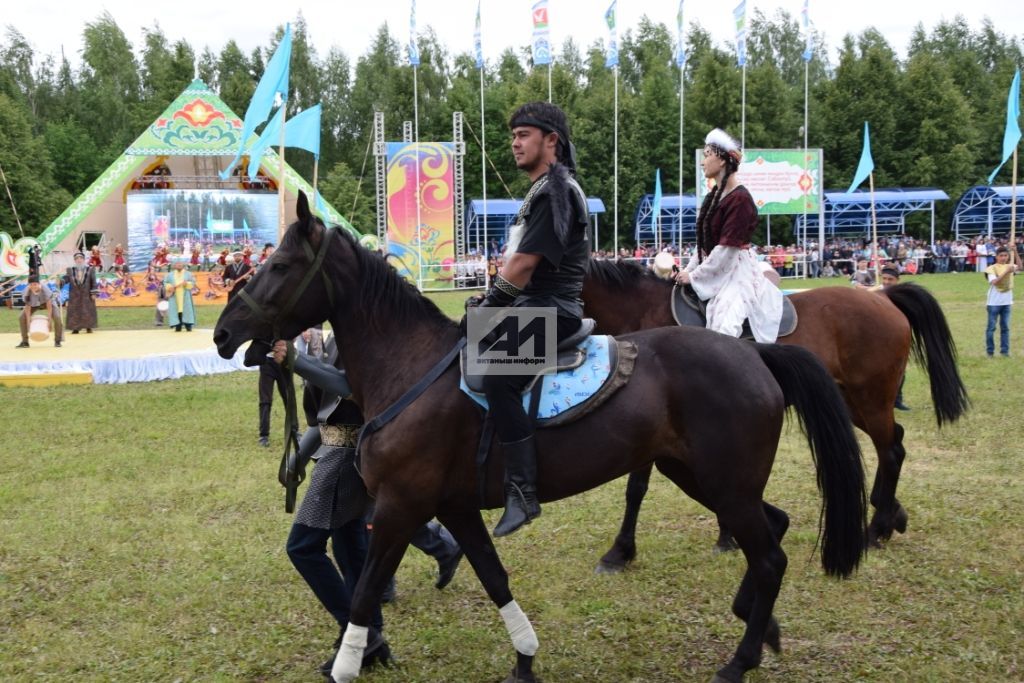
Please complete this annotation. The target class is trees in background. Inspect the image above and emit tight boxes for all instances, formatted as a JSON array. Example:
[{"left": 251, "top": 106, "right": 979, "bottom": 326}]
[{"left": 0, "top": 13, "right": 1020, "bottom": 245}]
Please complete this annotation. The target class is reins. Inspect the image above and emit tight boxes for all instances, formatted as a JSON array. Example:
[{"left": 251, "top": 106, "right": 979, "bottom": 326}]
[{"left": 237, "top": 226, "right": 337, "bottom": 512}]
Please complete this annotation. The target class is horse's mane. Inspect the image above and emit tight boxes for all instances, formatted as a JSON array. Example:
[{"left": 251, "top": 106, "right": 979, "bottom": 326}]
[
  {"left": 290, "top": 225, "right": 456, "bottom": 330},
  {"left": 586, "top": 258, "right": 669, "bottom": 291}
]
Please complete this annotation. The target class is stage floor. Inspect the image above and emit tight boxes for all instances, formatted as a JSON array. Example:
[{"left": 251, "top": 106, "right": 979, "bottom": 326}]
[{"left": 0, "top": 329, "right": 252, "bottom": 385}]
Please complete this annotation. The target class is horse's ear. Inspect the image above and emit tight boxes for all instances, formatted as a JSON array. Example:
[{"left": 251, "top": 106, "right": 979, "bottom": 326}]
[{"left": 296, "top": 191, "right": 312, "bottom": 231}]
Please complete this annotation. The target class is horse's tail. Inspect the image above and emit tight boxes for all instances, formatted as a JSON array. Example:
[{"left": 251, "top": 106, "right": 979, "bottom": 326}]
[
  {"left": 881, "top": 282, "right": 970, "bottom": 426},
  {"left": 755, "top": 343, "right": 867, "bottom": 578}
]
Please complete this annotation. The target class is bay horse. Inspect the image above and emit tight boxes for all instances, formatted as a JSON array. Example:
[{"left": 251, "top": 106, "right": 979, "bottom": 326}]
[
  {"left": 214, "top": 194, "right": 867, "bottom": 683},
  {"left": 583, "top": 258, "right": 968, "bottom": 571}
]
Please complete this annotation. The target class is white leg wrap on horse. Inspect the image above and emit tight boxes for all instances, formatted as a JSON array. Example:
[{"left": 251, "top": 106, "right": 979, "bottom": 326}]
[
  {"left": 500, "top": 600, "right": 539, "bottom": 656},
  {"left": 330, "top": 624, "right": 367, "bottom": 682}
]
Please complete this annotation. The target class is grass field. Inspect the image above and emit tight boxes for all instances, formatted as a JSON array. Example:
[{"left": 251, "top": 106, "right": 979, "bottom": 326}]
[{"left": 1, "top": 274, "right": 1021, "bottom": 682}]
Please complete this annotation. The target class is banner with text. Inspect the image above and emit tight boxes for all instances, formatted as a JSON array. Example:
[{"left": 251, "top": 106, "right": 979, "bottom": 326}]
[{"left": 696, "top": 148, "right": 823, "bottom": 215}]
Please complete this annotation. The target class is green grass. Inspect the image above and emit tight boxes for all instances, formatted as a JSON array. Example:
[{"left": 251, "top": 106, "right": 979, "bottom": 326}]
[{"left": 1, "top": 275, "right": 1021, "bottom": 682}]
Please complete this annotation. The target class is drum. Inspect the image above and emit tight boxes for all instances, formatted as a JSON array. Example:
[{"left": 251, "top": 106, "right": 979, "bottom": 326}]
[
  {"left": 157, "top": 300, "right": 169, "bottom": 313},
  {"left": 29, "top": 312, "right": 50, "bottom": 342}
]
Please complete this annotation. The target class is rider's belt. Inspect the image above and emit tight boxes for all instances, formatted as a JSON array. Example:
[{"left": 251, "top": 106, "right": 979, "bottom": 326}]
[{"left": 320, "top": 424, "right": 359, "bottom": 448}]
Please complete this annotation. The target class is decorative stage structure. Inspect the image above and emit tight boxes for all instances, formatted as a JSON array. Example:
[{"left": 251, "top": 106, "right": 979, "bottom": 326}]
[
  {"left": 373, "top": 111, "right": 467, "bottom": 289},
  {"left": 31, "top": 80, "right": 356, "bottom": 268}
]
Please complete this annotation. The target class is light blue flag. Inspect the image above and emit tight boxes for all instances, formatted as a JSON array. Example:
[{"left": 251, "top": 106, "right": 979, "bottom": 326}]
[
  {"left": 531, "top": 0, "right": 551, "bottom": 66},
  {"left": 474, "top": 1, "right": 484, "bottom": 69},
  {"left": 604, "top": 1, "right": 618, "bottom": 69},
  {"left": 988, "top": 69, "right": 1022, "bottom": 184},
  {"left": 220, "top": 24, "right": 292, "bottom": 180},
  {"left": 801, "top": 0, "right": 813, "bottom": 63},
  {"left": 846, "top": 122, "right": 874, "bottom": 194},
  {"left": 246, "top": 105, "right": 322, "bottom": 179},
  {"left": 675, "top": 1, "right": 687, "bottom": 68},
  {"left": 409, "top": 0, "right": 420, "bottom": 66},
  {"left": 733, "top": 0, "right": 747, "bottom": 67},
  {"left": 651, "top": 168, "right": 663, "bottom": 226}
]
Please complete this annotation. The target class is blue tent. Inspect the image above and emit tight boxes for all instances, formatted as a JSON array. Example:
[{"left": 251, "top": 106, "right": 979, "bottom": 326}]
[
  {"left": 951, "top": 185, "right": 1024, "bottom": 238},
  {"left": 795, "top": 188, "right": 948, "bottom": 242},
  {"left": 634, "top": 194, "right": 698, "bottom": 246},
  {"left": 464, "top": 197, "right": 607, "bottom": 254}
]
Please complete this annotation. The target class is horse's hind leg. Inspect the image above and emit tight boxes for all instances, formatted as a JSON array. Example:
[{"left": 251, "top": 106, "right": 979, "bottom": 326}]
[
  {"left": 653, "top": 459, "right": 785, "bottom": 680},
  {"left": 728, "top": 503, "right": 789, "bottom": 654},
  {"left": 712, "top": 502, "right": 788, "bottom": 683},
  {"left": 595, "top": 464, "right": 653, "bottom": 574},
  {"left": 862, "top": 404, "right": 909, "bottom": 546},
  {"left": 437, "top": 508, "right": 539, "bottom": 683}
]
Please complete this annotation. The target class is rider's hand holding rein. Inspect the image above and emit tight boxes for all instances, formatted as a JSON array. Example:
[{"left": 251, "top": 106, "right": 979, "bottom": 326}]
[{"left": 272, "top": 340, "right": 288, "bottom": 364}]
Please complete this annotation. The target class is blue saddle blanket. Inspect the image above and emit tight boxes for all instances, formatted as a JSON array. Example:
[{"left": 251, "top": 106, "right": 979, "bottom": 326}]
[{"left": 460, "top": 335, "right": 615, "bottom": 420}]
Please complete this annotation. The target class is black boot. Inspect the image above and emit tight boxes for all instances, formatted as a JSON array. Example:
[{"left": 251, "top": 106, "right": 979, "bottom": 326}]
[{"left": 493, "top": 436, "right": 541, "bottom": 537}]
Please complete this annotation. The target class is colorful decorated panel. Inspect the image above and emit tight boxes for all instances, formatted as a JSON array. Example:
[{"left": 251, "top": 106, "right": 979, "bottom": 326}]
[
  {"left": 126, "top": 80, "right": 245, "bottom": 156},
  {"left": 385, "top": 142, "right": 456, "bottom": 288}
]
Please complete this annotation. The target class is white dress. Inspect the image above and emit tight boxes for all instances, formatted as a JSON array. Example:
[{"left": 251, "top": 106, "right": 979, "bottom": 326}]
[{"left": 685, "top": 246, "right": 784, "bottom": 343}]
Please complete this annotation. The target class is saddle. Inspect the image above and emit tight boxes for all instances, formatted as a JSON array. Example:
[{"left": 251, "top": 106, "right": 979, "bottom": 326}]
[
  {"left": 670, "top": 284, "right": 798, "bottom": 340},
  {"left": 460, "top": 318, "right": 638, "bottom": 429}
]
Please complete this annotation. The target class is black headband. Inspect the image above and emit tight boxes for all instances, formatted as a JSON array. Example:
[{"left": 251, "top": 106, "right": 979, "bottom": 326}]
[{"left": 509, "top": 115, "right": 558, "bottom": 135}]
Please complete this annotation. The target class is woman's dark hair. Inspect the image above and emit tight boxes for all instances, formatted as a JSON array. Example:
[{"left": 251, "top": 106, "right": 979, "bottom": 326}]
[{"left": 694, "top": 146, "right": 740, "bottom": 263}]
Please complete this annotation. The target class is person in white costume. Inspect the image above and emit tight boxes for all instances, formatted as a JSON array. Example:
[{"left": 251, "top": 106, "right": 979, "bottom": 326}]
[{"left": 675, "top": 128, "right": 783, "bottom": 342}]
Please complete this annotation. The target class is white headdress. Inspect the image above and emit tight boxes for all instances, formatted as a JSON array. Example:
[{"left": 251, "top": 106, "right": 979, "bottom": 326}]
[{"left": 705, "top": 128, "right": 742, "bottom": 161}]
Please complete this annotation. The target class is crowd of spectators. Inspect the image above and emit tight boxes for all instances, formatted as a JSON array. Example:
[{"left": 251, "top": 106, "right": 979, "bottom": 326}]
[{"left": 592, "top": 234, "right": 1024, "bottom": 279}]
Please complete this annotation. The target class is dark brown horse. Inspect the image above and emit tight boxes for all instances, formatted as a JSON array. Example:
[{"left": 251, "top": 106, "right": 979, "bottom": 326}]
[
  {"left": 214, "top": 195, "right": 867, "bottom": 683},
  {"left": 583, "top": 259, "right": 968, "bottom": 571}
]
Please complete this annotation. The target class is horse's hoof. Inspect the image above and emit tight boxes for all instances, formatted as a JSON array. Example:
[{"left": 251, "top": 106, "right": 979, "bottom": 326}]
[
  {"left": 894, "top": 505, "right": 909, "bottom": 534},
  {"left": 710, "top": 673, "right": 740, "bottom": 683},
  {"left": 502, "top": 673, "right": 540, "bottom": 683},
  {"left": 594, "top": 560, "right": 627, "bottom": 575},
  {"left": 713, "top": 540, "right": 739, "bottom": 554}
]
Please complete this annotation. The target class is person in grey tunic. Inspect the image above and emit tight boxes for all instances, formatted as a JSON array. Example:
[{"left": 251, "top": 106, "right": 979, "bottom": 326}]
[{"left": 260, "top": 336, "right": 464, "bottom": 677}]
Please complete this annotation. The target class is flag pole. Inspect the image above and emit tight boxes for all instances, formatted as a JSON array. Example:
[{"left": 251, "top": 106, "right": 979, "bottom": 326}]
[
  {"left": 678, "top": 61, "right": 684, "bottom": 255},
  {"left": 741, "top": 63, "right": 746, "bottom": 149},
  {"left": 803, "top": 57, "right": 809, "bottom": 269},
  {"left": 278, "top": 105, "right": 287, "bottom": 240},
  {"left": 870, "top": 171, "right": 880, "bottom": 283},
  {"left": 414, "top": 64, "right": 423, "bottom": 291},
  {"left": 613, "top": 64, "right": 619, "bottom": 255},
  {"left": 312, "top": 156, "right": 319, "bottom": 217},
  {"left": 1012, "top": 148, "right": 1019, "bottom": 266},
  {"left": 480, "top": 63, "right": 489, "bottom": 285}
]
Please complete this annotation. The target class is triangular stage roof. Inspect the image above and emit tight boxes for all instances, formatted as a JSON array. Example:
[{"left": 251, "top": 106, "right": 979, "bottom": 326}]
[{"left": 36, "top": 79, "right": 356, "bottom": 257}]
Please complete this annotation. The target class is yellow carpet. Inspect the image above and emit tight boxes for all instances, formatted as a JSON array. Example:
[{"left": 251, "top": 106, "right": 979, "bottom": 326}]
[{"left": 0, "top": 329, "right": 219, "bottom": 362}]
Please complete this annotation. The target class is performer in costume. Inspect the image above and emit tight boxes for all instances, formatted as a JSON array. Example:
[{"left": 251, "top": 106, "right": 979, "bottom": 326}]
[
  {"left": 255, "top": 337, "right": 463, "bottom": 676},
  {"left": 63, "top": 251, "right": 98, "bottom": 334},
  {"left": 16, "top": 276, "right": 63, "bottom": 348},
  {"left": 474, "top": 101, "right": 591, "bottom": 537},
  {"left": 675, "top": 128, "right": 783, "bottom": 342},
  {"left": 163, "top": 261, "right": 196, "bottom": 332}
]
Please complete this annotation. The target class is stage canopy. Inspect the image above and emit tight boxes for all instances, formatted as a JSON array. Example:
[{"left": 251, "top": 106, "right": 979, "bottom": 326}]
[
  {"left": 35, "top": 79, "right": 355, "bottom": 267},
  {"left": 465, "top": 197, "right": 607, "bottom": 254},
  {"left": 634, "top": 194, "right": 698, "bottom": 246},
  {"left": 951, "top": 186, "right": 1024, "bottom": 238},
  {"left": 795, "top": 188, "right": 949, "bottom": 242}
]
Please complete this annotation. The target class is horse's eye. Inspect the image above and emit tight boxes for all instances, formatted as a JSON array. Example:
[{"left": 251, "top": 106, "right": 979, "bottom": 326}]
[{"left": 272, "top": 263, "right": 289, "bottom": 272}]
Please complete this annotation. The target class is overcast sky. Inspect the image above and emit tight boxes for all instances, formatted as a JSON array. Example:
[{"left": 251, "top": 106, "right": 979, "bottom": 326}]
[{"left": 8, "top": 1, "right": 1023, "bottom": 69}]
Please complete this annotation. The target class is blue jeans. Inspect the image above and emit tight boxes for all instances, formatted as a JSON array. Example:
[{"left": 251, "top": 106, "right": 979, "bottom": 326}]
[
  {"left": 286, "top": 519, "right": 383, "bottom": 631},
  {"left": 986, "top": 305, "right": 1011, "bottom": 356}
]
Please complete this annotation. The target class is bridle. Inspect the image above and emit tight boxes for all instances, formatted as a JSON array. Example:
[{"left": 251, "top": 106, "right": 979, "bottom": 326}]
[{"left": 235, "top": 223, "right": 338, "bottom": 512}]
